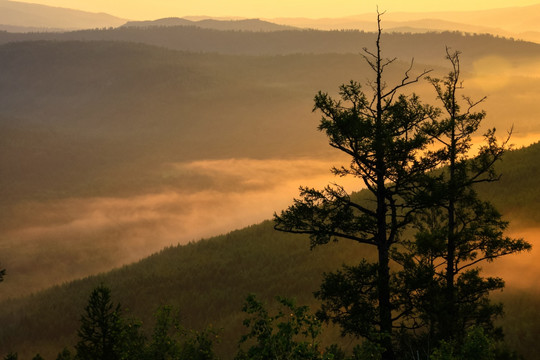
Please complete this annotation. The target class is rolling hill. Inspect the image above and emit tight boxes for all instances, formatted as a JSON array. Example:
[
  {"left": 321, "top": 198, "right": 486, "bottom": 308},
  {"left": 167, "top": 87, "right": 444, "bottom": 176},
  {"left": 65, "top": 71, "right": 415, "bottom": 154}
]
[{"left": 0, "top": 142, "right": 539, "bottom": 359}]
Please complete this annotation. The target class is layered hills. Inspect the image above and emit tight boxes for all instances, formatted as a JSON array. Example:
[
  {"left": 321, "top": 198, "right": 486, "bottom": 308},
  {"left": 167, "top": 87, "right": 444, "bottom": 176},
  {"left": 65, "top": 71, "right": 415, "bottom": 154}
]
[
  {"left": 269, "top": 4, "right": 540, "bottom": 43},
  {"left": 0, "top": 33, "right": 539, "bottom": 301},
  {"left": 0, "top": 17, "right": 539, "bottom": 359}
]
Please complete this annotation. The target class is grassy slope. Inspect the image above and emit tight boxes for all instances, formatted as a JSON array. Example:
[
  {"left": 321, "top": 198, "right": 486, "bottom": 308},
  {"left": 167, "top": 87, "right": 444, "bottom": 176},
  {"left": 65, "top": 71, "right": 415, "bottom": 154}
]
[{"left": 0, "top": 142, "right": 539, "bottom": 359}]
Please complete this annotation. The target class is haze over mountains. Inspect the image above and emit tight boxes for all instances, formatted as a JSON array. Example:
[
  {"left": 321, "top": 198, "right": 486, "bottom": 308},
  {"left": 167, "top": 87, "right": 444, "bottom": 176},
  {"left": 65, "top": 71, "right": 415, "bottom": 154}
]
[
  {"left": 1, "top": 0, "right": 539, "bottom": 43},
  {"left": 0, "top": 0, "right": 126, "bottom": 31}
]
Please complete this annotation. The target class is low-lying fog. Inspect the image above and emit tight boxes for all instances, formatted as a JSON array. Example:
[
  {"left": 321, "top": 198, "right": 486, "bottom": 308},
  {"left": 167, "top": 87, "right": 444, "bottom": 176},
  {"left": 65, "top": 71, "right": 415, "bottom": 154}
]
[
  {"left": 0, "top": 156, "right": 360, "bottom": 300},
  {"left": 2, "top": 148, "right": 538, "bottom": 301}
]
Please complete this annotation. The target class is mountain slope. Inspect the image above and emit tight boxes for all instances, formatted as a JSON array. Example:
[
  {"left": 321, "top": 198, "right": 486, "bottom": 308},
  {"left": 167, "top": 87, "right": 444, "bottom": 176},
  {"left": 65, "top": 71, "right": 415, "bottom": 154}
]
[
  {"left": 0, "top": 142, "right": 539, "bottom": 359},
  {"left": 0, "top": 0, "right": 126, "bottom": 30},
  {"left": 269, "top": 4, "right": 540, "bottom": 43}
]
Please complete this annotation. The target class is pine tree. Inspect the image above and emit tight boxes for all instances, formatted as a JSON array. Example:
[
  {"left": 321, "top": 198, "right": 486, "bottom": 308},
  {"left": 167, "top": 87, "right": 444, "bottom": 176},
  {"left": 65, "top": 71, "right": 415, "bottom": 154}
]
[
  {"left": 76, "top": 285, "right": 126, "bottom": 360},
  {"left": 55, "top": 348, "right": 73, "bottom": 360},
  {"left": 407, "top": 50, "right": 531, "bottom": 350},
  {"left": 0, "top": 263, "right": 5, "bottom": 283},
  {"left": 274, "top": 13, "right": 437, "bottom": 360}
]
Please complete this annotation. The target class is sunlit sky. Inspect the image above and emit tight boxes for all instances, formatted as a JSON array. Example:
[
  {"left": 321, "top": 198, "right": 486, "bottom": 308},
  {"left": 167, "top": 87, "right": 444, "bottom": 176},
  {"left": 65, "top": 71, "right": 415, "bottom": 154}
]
[{"left": 13, "top": 0, "right": 540, "bottom": 20}]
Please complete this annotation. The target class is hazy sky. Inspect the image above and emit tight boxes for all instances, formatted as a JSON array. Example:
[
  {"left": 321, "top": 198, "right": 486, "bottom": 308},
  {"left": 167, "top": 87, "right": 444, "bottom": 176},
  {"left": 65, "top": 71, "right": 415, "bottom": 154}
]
[{"left": 14, "top": 0, "right": 540, "bottom": 19}]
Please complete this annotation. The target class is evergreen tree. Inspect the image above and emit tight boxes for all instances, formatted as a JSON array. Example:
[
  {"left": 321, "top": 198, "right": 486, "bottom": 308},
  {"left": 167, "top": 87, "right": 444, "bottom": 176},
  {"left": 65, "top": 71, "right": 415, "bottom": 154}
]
[
  {"left": 0, "top": 263, "right": 5, "bottom": 283},
  {"left": 146, "top": 305, "right": 183, "bottom": 359},
  {"left": 76, "top": 285, "right": 129, "bottom": 360},
  {"left": 405, "top": 50, "right": 531, "bottom": 351},
  {"left": 274, "top": 13, "right": 437, "bottom": 360},
  {"left": 55, "top": 348, "right": 73, "bottom": 360},
  {"left": 178, "top": 327, "right": 220, "bottom": 360},
  {"left": 235, "top": 294, "right": 327, "bottom": 360}
]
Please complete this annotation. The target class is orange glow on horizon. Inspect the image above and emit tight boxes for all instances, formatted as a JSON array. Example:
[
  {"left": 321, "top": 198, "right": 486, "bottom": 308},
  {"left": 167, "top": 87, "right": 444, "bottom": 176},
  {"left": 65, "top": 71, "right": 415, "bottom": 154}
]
[{"left": 10, "top": 0, "right": 540, "bottom": 20}]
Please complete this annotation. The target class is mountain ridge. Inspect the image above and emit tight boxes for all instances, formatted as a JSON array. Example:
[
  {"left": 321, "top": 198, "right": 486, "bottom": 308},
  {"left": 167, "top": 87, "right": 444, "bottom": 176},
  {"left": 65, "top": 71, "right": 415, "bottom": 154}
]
[
  {"left": 122, "top": 17, "right": 296, "bottom": 32},
  {"left": 0, "top": 0, "right": 126, "bottom": 31}
]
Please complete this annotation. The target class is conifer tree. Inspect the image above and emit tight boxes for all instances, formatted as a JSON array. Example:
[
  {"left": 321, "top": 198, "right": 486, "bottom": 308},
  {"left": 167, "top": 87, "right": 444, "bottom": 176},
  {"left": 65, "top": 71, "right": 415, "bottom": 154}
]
[
  {"left": 274, "top": 13, "right": 437, "bottom": 360},
  {"left": 406, "top": 50, "right": 531, "bottom": 349},
  {"left": 76, "top": 285, "right": 128, "bottom": 360},
  {"left": 55, "top": 348, "right": 73, "bottom": 360}
]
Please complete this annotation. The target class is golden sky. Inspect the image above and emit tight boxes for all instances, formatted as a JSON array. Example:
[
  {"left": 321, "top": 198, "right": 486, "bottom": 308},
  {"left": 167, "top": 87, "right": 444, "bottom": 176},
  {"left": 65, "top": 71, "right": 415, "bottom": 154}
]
[{"left": 14, "top": 0, "right": 540, "bottom": 20}]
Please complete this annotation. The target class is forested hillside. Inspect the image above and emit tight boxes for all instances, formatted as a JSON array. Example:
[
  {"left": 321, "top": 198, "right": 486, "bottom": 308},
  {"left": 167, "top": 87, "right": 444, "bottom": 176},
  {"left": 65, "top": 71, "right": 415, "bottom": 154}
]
[
  {"left": 1, "top": 26, "right": 539, "bottom": 64},
  {"left": 0, "top": 142, "right": 538, "bottom": 359}
]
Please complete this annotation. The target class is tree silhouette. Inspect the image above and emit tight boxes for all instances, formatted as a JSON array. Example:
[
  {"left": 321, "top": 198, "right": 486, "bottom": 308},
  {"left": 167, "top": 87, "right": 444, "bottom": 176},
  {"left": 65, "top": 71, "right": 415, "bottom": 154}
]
[
  {"left": 404, "top": 50, "right": 531, "bottom": 350},
  {"left": 76, "top": 285, "right": 129, "bottom": 360},
  {"left": 274, "top": 13, "right": 437, "bottom": 360}
]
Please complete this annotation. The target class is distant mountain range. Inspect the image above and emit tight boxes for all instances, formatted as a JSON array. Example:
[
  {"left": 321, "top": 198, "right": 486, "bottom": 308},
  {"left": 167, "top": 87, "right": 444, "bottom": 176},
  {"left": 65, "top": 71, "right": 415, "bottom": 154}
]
[
  {"left": 0, "top": 0, "right": 126, "bottom": 31},
  {"left": 0, "top": 0, "right": 539, "bottom": 43},
  {"left": 122, "top": 17, "right": 295, "bottom": 32},
  {"left": 267, "top": 5, "right": 540, "bottom": 43}
]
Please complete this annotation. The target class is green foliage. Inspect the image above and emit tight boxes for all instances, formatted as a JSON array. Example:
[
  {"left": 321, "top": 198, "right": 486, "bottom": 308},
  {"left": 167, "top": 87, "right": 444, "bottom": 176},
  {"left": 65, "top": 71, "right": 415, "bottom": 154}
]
[
  {"left": 314, "top": 261, "right": 379, "bottom": 339},
  {"left": 55, "top": 348, "right": 73, "bottom": 360},
  {"left": 146, "top": 305, "right": 183, "bottom": 359},
  {"left": 3, "top": 353, "right": 17, "bottom": 360},
  {"left": 351, "top": 341, "right": 384, "bottom": 360},
  {"left": 236, "top": 294, "right": 327, "bottom": 360},
  {"left": 76, "top": 284, "right": 138, "bottom": 360},
  {"left": 431, "top": 326, "right": 495, "bottom": 360},
  {"left": 31, "top": 354, "right": 44, "bottom": 360},
  {"left": 178, "top": 327, "right": 220, "bottom": 360},
  {"left": 145, "top": 304, "right": 220, "bottom": 360}
]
